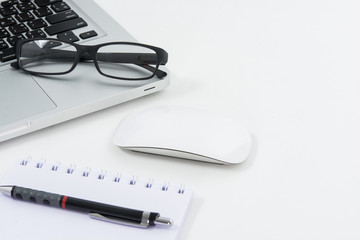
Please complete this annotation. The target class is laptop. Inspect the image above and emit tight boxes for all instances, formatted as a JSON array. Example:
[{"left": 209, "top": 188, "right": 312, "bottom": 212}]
[{"left": 0, "top": 0, "right": 170, "bottom": 142}]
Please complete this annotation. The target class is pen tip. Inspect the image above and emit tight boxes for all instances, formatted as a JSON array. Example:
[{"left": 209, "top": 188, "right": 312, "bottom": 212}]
[
  {"left": 0, "top": 185, "right": 13, "bottom": 196},
  {"left": 154, "top": 216, "right": 174, "bottom": 227}
]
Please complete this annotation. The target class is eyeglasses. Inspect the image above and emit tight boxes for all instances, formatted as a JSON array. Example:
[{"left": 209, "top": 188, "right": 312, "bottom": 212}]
[{"left": 11, "top": 38, "right": 168, "bottom": 81}]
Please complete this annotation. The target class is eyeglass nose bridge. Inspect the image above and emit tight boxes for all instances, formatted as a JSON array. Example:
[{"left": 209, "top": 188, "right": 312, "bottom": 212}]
[
  {"left": 75, "top": 46, "right": 105, "bottom": 76},
  {"left": 76, "top": 45, "right": 97, "bottom": 63}
]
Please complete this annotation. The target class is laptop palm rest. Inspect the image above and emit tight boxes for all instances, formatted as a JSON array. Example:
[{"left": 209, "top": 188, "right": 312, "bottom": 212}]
[{"left": 0, "top": 71, "right": 56, "bottom": 126}]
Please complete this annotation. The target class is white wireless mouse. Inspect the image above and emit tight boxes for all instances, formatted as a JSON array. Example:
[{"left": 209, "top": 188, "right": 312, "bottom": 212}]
[{"left": 113, "top": 106, "right": 252, "bottom": 164}]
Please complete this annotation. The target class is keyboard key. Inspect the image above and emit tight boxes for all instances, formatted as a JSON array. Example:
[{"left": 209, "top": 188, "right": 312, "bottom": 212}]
[
  {"left": 42, "top": 40, "right": 62, "bottom": 48},
  {"left": 0, "top": 6, "right": 18, "bottom": 16},
  {"left": 0, "top": 40, "right": 8, "bottom": 50},
  {"left": 1, "top": 0, "right": 18, "bottom": 7},
  {"left": 9, "top": 23, "right": 28, "bottom": 35},
  {"left": 34, "top": 0, "right": 62, "bottom": 7},
  {"left": 44, "top": 17, "right": 87, "bottom": 35},
  {"left": 0, "top": 28, "right": 11, "bottom": 38},
  {"left": 57, "top": 31, "right": 79, "bottom": 42},
  {"left": 33, "top": 7, "right": 53, "bottom": 17},
  {"left": 17, "top": 2, "right": 36, "bottom": 12},
  {"left": 45, "top": 10, "right": 78, "bottom": 24},
  {"left": 79, "top": 30, "right": 98, "bottom": 39},
  {"left": 51, "top": 2, "right": 70, "bottom": 12},
  {"left": 0, "top": 17, "right": 16, "bottom": 27},
  {"left": 15, "top": 11, "right": 35, "bottom": 22},
  {"left": 7, "top": 34, "right": 25, "bottom": 46},
  {"left": 0, "top": 47, "right": 16, "bottom": 62},
  {"left": 27, "top": 18, "right": 47, "bottom": 29},
  {"left": 26, "top": 29, "right": 46, "bottom": 38}
]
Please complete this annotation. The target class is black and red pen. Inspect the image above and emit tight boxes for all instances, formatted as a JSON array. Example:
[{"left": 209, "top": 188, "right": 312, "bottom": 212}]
[{"left": 0, "top": 185, "right": 173, "bottom": 228}]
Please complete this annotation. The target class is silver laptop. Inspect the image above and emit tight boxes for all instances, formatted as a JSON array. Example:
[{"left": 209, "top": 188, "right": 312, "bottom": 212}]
[{"left": 0, "top": 0, "right": 170, "bottom": 142}]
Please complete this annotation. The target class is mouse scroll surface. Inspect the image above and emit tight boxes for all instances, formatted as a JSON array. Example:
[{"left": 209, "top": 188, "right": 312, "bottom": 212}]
[{"left": 113, "top": 106, "right": 252, "bottom": 164}]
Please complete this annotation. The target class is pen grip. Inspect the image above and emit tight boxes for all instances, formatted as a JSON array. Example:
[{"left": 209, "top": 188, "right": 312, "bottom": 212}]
[{"left": 11, "top": 186, "right": 62, "bottom": 207}]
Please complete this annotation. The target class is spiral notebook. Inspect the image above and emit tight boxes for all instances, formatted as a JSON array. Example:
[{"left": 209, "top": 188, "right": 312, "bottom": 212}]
[{"left": 0, "top": 158, "right": 192, "bottom": 240}]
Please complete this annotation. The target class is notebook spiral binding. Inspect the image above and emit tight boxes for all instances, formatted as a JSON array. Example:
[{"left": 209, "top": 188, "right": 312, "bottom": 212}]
[
  {"left": 82, "top": 167, "right": 91, "bottom": 177},
  {"left": 18, "top": 157, "right": 186, "bottom": 194},
  {"left": 51, "top": 162, "right": 60, "bottom": 172}
]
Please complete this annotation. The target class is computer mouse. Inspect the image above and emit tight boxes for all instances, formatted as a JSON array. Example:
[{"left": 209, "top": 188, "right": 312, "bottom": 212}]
[{"left": 113, "top": 106, "right": 252, "bottom": 164}]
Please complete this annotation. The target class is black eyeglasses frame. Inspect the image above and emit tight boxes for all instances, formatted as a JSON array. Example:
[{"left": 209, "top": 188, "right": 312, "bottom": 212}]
[{"left": 11, "top": 38, "right": 168, "bottom": 81}]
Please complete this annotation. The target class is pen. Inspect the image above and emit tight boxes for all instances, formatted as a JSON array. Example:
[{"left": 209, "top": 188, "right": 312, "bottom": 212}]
[{"left": 0, "top": 185, "right": 173, "bottom": 228}]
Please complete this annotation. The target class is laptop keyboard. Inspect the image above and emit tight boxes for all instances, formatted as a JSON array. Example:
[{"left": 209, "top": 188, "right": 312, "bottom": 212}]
[{"left": 0, "top": 0, "right": 98, "bottom": 63}]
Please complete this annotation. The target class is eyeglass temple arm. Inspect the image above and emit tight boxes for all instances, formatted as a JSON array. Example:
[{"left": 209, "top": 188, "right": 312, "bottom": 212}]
[
  {"left": 11, "top": 55, "right": 85, "bottom": 71},
  {"left": 10, "top": 54, "right": 76, "bottom": 69}
]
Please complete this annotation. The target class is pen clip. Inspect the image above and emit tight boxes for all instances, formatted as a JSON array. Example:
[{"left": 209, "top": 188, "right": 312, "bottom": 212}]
[{"left": 88, "top": 211, "right": 151, "bottom": 228}]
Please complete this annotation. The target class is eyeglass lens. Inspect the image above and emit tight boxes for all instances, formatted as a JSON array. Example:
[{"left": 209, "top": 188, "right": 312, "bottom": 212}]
[
  {"left": 19, "top": 40, "right": 77, "bottom": 74},
  {"left": 18, "top": 40, "right": 159, "bottom": 80},
  {"left": 96, "top": 44, "right": 158, "bottom": 79}
]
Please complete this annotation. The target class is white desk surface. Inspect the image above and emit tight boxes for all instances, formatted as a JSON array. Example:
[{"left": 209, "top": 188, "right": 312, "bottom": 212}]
[{"left": 1, "top": 0, "right": 360, "bottom": 239}]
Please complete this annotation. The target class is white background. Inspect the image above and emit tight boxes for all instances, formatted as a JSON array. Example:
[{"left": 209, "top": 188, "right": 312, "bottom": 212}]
[{"left": 1, "top": 0, "right": 360, "bottom": 239}]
